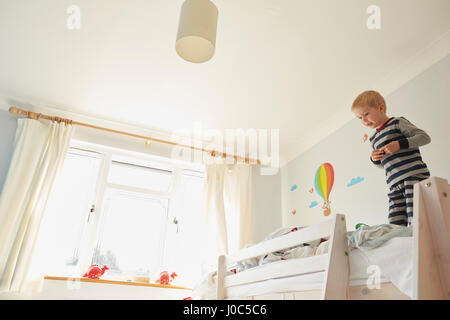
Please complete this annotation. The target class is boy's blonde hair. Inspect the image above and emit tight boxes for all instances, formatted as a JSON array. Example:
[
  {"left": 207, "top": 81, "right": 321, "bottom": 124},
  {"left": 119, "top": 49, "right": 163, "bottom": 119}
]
[{"left": 351, "top": 90, "right": 386, "bottom": 111}]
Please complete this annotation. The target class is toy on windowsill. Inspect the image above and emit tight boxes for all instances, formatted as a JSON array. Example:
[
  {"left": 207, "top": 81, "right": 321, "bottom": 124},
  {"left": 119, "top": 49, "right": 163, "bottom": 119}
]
[
  {"left": 82, "top": 264, "right": 109, "bottom": 279},
  {"left": 155, "top": 271, "right": 178, "bottom": 285}
]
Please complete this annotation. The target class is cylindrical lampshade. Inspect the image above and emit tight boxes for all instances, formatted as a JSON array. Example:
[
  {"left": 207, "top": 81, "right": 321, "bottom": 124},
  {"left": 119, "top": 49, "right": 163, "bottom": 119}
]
[{"left": 176, "top": 0, "right": 218, "bottom": 63}]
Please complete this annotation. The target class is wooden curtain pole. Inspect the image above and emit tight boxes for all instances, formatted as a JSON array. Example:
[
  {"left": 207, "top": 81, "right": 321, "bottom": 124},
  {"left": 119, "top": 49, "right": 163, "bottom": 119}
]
[{"left": 8, "top": 106, "right": 261, "bottom": 165}]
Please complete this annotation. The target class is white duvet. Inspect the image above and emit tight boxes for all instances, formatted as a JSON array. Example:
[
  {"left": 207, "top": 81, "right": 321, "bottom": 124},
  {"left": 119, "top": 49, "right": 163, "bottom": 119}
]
[{"left": 356, "top": 236, "right": 413, "bottom": 297}]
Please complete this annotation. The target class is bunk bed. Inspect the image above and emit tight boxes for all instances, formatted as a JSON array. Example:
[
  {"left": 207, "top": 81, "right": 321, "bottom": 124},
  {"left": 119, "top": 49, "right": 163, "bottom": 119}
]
[{"left": 194, "top": 176, "right": 449, "bottom": 300}]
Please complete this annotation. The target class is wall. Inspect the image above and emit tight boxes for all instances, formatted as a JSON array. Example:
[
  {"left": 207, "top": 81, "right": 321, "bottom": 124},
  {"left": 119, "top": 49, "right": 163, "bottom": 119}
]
[
  {"left": 280, "top": 54, "right": 450, "bottom": 231},
  {"left": 0, "top": 109, "right": 17, "bottom": 195},
  {"left": 252, "top": 167, "right": 282, "bottom": 243}
]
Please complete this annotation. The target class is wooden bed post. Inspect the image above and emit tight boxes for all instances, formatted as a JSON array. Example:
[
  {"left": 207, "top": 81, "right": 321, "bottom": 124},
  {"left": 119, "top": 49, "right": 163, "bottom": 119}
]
[
  {"left": 322, "top": 213, "right": 350, "bottom": 299},
  {"left": 413, "top": 177, "right": 450, "bottom": 300},
  {"left": 216, "top": 255, "right": 226, "bottom": 300}
]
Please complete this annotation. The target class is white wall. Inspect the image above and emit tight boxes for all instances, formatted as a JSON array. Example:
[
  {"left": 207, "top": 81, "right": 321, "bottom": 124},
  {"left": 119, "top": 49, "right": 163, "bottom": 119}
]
[{"left": 280, "top": 54, "right": 450, "bottom": 231}]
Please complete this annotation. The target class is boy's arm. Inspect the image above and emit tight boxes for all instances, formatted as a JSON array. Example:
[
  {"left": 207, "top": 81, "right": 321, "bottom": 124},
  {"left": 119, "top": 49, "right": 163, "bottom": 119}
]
[
  {"left": 370, "top": 157, "right": 383, "bottom": 169},
  {"left": 370, "top": 149, "right": 384, "bottom": 169},
  {"left": 397, "top": 117, "right": 431, "bottom": 149}
]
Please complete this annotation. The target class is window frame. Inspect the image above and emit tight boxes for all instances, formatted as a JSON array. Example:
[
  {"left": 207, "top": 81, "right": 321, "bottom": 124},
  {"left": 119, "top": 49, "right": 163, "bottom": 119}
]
[{"left": 68, "top": 139, "right": 206, "bottom": 279}]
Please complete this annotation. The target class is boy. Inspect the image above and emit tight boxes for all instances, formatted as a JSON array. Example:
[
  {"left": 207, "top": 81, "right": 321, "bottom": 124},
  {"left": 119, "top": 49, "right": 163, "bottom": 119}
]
[{"left": 352, "top": 90, "right": 431, "bottom": 226}]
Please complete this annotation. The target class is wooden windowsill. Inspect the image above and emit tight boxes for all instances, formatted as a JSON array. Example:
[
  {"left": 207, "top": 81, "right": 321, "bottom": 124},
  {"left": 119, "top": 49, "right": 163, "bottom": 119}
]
[{"left": 44, "top": 276, "right": 191, "bottom": 291}]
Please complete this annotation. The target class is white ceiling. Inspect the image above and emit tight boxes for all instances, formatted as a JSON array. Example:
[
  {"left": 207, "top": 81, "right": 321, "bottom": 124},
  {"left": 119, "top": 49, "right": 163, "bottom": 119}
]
[{"left": 1, "top": 0, "right": 449, "bottom": 166}]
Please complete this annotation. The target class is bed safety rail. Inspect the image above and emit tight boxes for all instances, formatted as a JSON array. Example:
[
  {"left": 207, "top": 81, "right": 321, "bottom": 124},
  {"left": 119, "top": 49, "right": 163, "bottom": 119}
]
[{"left": 217, "top": 213, "right": 349, "bottom": 299}]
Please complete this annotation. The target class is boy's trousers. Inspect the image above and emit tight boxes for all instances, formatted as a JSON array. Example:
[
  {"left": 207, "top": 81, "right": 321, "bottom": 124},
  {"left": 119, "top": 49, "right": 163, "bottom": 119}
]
[{"left": 387, "top": 173, "right": 430, "bottom": 226}]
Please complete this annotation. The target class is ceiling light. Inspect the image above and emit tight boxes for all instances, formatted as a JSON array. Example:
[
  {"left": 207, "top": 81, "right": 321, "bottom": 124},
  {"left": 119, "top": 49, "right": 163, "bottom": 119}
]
[{"left": 176, "top": 0, "right": 218, "bottom": 63}]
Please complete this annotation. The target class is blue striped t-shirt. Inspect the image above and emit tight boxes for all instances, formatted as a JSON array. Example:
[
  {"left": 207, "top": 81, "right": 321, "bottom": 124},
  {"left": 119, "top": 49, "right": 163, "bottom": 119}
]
[{"left": 369, "top": 117, "right": 431, "bottom": 189}]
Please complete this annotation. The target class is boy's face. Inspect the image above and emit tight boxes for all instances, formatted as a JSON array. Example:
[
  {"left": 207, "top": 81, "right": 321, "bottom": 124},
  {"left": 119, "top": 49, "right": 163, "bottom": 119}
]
[{"left": 353, "top": 104, "right": 387, "bottom": 129}]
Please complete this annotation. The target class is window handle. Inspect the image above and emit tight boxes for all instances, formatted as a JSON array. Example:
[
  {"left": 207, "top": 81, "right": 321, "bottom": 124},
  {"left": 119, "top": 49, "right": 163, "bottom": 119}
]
[
  {"left": 173, "top": 217, "right": 179, "bottom": 234},
  {"left": 87, "top": 204, "right": 95, "bottom": 222}
]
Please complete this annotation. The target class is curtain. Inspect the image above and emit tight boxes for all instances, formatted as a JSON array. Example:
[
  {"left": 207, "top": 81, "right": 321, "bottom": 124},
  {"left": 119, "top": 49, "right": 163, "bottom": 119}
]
[
  {"left": 204, "top": 163, "right": 253, "bottom": 256},
  {"left": 0, "top": 118, "right": 73, "bottom": 293}
]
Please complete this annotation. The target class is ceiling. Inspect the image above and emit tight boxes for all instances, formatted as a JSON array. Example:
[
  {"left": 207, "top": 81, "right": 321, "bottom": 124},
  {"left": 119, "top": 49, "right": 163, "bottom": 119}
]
[{"left": 1, "top": 0, "right": 449, "bottom": 166}]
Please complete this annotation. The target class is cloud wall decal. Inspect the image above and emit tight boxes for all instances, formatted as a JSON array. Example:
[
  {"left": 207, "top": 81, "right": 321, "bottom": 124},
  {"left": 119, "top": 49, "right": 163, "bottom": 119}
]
[{"left": 347, "top": 176, "right": 364, "bottom": 187}]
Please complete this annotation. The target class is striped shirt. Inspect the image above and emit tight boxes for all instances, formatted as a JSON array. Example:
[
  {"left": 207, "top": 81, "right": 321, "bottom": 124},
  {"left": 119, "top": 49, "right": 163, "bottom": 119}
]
[{"left": 369, "top": 117, "right": 431, "bottom": 189}]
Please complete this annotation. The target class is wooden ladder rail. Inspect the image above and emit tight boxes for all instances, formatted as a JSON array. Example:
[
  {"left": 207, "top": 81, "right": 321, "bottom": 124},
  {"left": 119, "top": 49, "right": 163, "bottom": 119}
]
[{"left": 413, "top": 176, "right": 450, "bottom": 300}]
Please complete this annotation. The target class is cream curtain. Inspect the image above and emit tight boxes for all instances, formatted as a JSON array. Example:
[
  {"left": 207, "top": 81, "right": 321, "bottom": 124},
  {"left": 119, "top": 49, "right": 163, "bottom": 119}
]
[
  {"left": 0, "top": 118, "right": 73, "bottom": 293},
  {"left": 204, "top": 163, "right": 253, "bottom": 256}
]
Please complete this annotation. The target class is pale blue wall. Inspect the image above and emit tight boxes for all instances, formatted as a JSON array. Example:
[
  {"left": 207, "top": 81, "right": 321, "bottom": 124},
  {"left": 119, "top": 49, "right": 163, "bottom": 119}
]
[
  {"left": 0, "top": 109, "right": 17, "bottom": 194},
  {"left": 252, "top": 167, "right": 282, "bottom": 242},
  {"left": 280, "top": 54, "right": 450, "bottom": 230}
]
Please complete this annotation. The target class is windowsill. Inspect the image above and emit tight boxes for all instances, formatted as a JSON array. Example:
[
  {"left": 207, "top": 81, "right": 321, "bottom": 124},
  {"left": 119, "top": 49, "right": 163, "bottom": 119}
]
[{"left": 44, "top": 276, "right": 191, "bottom": 291}]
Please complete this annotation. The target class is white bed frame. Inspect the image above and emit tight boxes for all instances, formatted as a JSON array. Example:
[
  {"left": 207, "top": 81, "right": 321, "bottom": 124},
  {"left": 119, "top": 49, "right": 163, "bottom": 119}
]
[{"left": 216, "top": 176, "right": 449, "bottom": 300}]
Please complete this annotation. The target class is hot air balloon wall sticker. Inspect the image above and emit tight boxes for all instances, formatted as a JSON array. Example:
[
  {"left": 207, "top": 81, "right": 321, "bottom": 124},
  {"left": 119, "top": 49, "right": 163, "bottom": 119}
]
[{"left": 314, "top": 162, "right": 335, "bottom": 216}]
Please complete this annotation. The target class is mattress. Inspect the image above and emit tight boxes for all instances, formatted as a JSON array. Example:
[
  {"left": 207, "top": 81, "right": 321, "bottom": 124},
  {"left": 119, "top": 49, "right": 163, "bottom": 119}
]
[{"left": 193, "top": 236, "right": 413, "bottom": 299}]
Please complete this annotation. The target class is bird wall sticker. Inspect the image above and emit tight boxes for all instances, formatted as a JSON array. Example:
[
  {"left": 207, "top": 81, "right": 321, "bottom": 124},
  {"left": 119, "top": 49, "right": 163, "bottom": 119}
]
[{"left": 363, "top": 133, "right": 368, "bottom": 143}]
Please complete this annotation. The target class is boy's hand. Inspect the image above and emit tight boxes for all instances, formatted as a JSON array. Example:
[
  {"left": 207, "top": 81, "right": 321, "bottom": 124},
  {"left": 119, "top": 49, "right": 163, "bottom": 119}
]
[
  {"left": 371, "top": 149, "right": 385, "bottom": 162},
  {"left": 379, "top": 141, "right": 400, "bottom": 155}
]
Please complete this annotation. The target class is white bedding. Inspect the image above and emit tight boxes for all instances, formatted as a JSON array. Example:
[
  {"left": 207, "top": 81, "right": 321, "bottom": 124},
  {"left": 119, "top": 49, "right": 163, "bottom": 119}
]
[
  {"left": 356, "top": 236, "right": 413, "bottom": 297},
  {"left": 192, "top": 236, "right": 413, "bottom": 299}
]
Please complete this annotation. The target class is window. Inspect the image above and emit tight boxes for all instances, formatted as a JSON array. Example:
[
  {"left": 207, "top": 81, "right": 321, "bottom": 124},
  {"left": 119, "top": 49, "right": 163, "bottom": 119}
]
[
  {"left": 31, "top": 142, "right": 207, "bottom": 287},
  {"left": 162, "top": 169, "right": 210, "bottom": 285},
  {"left": 92, "top": 189, "right": 169, "bottom": 278},
  {"left": 108, "top": 161, "right": 173, "bottom": 192}
]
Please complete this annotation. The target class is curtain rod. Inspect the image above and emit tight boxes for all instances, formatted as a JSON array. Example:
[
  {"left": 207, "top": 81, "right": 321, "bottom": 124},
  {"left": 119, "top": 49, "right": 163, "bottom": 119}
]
[{"left": 8, "top": 106, "right": 261, "bottom": 165}]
